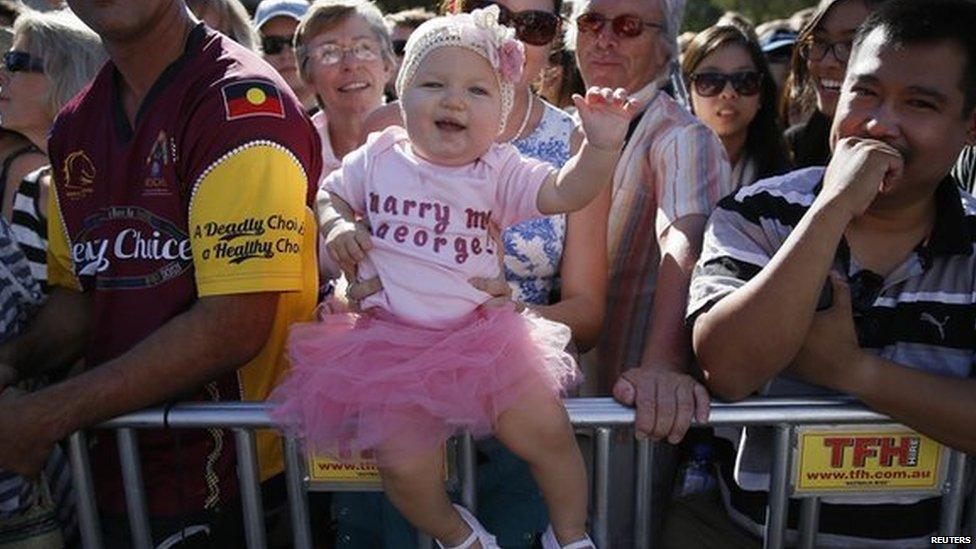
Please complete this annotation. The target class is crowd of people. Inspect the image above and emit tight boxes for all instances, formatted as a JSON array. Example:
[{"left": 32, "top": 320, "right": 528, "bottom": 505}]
[{"left": 0, "top": 0, "right": 973, "bottom": 547}]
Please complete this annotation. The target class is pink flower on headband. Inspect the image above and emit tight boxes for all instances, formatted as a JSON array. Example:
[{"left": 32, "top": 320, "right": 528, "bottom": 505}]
[
  {"left": 466, "top": 5, "right": 525, "bottom": 83},
  {"left": 497, "top": 39, "right": 524, "bottom": 84}
]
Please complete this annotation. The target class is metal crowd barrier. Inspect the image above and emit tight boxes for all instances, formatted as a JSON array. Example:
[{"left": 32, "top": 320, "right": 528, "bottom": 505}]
[{"left": 67, "top": 398, "right": 973, "bottom": 549}]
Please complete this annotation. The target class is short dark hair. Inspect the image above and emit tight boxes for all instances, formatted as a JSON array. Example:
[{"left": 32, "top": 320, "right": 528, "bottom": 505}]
[{"left": 854, "top": 0, "right": 976, "bottom": 115}]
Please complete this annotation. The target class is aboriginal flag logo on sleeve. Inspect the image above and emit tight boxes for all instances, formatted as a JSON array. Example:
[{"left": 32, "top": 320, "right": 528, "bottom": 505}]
[{"left": 221, "top": 80, "right": 285, "bottom": 121}]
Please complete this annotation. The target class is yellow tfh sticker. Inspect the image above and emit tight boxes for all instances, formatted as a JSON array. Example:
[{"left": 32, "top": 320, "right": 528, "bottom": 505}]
[
  {"left": 308, "top": 446, "right": 450, "bottom": 487},
  {"left": 793, "top": 424, "right": 945, "bottom": 495},
  {"left": 308, "top": 450, "right": 381, "bottom": 484}
]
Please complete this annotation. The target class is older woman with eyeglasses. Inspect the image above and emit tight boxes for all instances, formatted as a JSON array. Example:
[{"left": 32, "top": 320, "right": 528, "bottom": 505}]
[
  {"left": 295, "top": 0, "right": 393, "bottom": 180},
  {"left": 0, "top": 9, "right": 105, "bottom": 285}
]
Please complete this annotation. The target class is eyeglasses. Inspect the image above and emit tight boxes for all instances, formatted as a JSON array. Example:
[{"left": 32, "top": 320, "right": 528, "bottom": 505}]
[
  {"left": 261, "top": 35, "right": 293, "bottom": 56},
  {"left": 575, "top": 12, "right": 664, "bottom": 39},
  {"left": 689, "top": 71, "right": 762, "bottom": 97},
  {"left": 305, "top": 39, "right": 380, "bottom": 66},
  {"left": 392, "top": 39, "right": 407, "bottom": 57},
  {"left": 464, "top": 0, "right": 561, "bottom": 47},
  {"left": 799, "top": 37, "right": 853, "bottom": 63},
  {"left": 2, "top": 51, "right": 43, "bottom": 74}
]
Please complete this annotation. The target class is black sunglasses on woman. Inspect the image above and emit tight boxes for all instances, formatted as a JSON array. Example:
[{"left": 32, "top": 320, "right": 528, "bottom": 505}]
[{"left": 463, "top": 0, "right": 562, "bottom": 46}]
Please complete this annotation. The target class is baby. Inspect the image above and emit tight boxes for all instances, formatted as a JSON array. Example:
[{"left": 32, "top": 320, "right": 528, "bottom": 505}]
[{"left": 271, "top": 7, "right": 636, "bottom": 548}]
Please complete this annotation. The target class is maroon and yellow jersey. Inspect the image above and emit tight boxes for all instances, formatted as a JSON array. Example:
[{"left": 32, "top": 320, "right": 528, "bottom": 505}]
[{"left": 47, "top": 25, "right": 321, "bottom": 516}]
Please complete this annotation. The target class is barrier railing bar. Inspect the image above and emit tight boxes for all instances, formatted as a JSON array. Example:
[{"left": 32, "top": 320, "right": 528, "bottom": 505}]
[
  {"left": 234, "top": 429, "right": 267, "bottom": 549},
  {"left": 97, "top": 398, "right": 894, "bottom": 431},
  {"left": 566, "top": 399, "right": 890, "bottom": 426},
  {"left": 283, "top": 437, "right": 313, "bottom": 549},
  {"left": 76, "top": 398, "right": 971, "bottom": 549},
  {"left": 460, "top": 433, "right": 476, "bottom": 513},
  {"left": 633, "top": 438, "right": 652, "bottom": 549},
  {"left": 797, "top": 497, "right": 819, "bottom": 549},
  {"left": 116, "top": 428, "right": 153, "bottom": 549},
  {"left": 940, "top": 450, "right": 968, "bottom": 537},
  {"left": 592, "top": 427, "right": 611, "bottom": 548},
  {"left": 966, "top": 463, "right": 975, "bottom": 541},
  {"left": 68, "top": 431, "right": 103, "bottom": 549},
  {"left": 764, "top": 424, "right": 792, "bottom": 549}
]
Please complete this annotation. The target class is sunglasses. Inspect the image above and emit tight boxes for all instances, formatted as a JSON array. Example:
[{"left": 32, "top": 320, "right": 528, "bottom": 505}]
[
  {"left": 3, "top": 51, "right": 43, "bottom": 74},
  {"left": 575, "top": 12, "right": 664, "bottom": 39},
  {"left": 799, "top": 37, "right": 853, "bottom": 63},
  {"left": 689, "top": 71, "right": 762, "bottom": 97},
  {"left": 464, "top": 0, "right": 561, "bottom": 47},
  {"left": 261, "top": 35, "right": 293, "bottom": 56},
  {"left": 392, "top": 39, "right": 407, "bottom": 57}
]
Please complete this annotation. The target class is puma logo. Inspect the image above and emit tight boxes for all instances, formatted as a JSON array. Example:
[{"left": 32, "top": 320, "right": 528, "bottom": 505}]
[{"left": 920, "top": 313, "right": 950, "bottom": 341}]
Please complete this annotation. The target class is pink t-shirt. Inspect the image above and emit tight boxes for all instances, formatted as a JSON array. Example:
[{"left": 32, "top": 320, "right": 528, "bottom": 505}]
[{"left": 324, "top": 126, "right": 554, "bottom": 326}]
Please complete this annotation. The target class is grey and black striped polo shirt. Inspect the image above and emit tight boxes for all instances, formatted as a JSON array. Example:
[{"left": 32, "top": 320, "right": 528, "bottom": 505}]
[{"left": 687, "top": 166, "right": 976, "bottom": 545}]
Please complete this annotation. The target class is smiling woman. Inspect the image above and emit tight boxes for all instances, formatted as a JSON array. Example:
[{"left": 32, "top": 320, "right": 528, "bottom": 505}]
[
  {"left": 295, "top": 0, "right": 395, "bottom": 176},
  {"left": 782, "top": 0, "right": 886, "bottom": 168}
]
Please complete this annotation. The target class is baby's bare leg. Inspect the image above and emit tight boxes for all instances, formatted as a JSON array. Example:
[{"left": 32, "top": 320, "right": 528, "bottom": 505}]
[
  {"left": 378, "top": 447, "right": 474, "bottom": 547},
  {"left": 494, "top": 386, "right": 589, "bottom": 545}
]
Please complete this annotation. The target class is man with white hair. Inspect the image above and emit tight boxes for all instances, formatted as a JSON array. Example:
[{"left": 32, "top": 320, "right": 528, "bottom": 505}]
[
  {"left": 572, "top": 0, "right": 732, "bottom": 445},
  {"left": 568, "top": 1, "right": 732, "bottom": 544}
]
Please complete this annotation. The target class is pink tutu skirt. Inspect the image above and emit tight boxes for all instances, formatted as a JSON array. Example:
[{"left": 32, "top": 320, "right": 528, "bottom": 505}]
[{"left": 269, "top": 305, "right": 578, "bottom": 466}]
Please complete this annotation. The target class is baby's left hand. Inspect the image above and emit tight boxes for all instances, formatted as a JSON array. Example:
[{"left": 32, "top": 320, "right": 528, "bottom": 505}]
[{"left": 573, "top": 87, "right": 640, "bottom": 152}]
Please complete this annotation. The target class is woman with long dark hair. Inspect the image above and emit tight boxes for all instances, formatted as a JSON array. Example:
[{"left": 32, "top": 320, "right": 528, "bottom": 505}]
[
  {"left": 780, "top": 0, "right": 886, "bottom": 167},
  {"left": 683, "top": 25, "right": 792, "bottom": 187}
]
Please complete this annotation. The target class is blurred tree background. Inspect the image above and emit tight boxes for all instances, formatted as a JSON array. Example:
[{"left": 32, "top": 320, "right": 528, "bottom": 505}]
[
  {"left": 683, "top": 0, "right": 813, "bottom": 30},
  {"left": 372, "top": 0, "right": 816, "bottom": 30}
]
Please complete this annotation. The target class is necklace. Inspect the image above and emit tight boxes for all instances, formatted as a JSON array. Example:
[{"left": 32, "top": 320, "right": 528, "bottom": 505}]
[{"left": 508, "top": 88, "right": 534, "bottom": 143}]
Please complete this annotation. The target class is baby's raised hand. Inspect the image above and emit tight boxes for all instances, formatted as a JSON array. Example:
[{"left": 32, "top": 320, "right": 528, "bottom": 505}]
[{"left": 572, "top": 87, "right": 640, "bottom": 152}]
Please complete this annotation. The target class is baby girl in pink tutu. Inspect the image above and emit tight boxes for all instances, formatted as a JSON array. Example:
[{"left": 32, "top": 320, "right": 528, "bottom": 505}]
[{"left": 270, "top": 6, "right": 636, "bottom": 549}]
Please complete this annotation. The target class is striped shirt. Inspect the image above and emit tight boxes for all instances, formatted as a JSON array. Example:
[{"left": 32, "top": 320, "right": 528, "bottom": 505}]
[
  {"left": 593, "top": 86, "right": 733, "bottom": 391},
  {"left": 688, "top": 167, "right": 976, "bottom": 545},
  {"left": 10, "top": 166, "right": 48, "bottom": 287}
]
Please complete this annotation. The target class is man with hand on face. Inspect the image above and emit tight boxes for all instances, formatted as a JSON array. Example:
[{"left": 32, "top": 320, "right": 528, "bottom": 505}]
[{"left": 683, "top": 0, "right": 976, "bottom": 546}]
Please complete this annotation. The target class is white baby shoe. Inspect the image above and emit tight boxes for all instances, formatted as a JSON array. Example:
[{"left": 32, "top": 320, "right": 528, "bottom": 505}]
[
  {"left": 435, "top": 504, "right": 500, "bottom": 549},
  {"left": 540, "top": 525, "right": 596, "bottom": 549}
]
